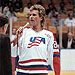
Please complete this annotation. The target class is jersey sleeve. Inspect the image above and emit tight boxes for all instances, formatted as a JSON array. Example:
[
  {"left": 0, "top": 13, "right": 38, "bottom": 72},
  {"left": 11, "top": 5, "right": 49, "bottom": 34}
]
[
  {"left": 11, "top": 44, "right": 18, "bottom": 57},
  {"left": 11, "top": 28, "right": 25, "bottom": 57},
  {"left": 48, "top": 32, "right": 60, "bottom": 75},
  {"left": 11, "top": 36, "right": 18, "bottom": 57},
  {"left": 11, "top": 28, "right": 27, "bottom": 57}
]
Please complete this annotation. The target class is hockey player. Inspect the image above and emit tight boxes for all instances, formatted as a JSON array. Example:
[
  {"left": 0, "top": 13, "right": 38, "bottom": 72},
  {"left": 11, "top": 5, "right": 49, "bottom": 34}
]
[{"left": 12, "top": 4, "right": 60, "bottom": 75}]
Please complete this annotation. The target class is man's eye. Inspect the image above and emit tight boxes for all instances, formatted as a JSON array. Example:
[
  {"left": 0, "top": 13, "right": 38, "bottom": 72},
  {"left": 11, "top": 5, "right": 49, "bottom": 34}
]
[
  {"left": 33, "top": 14, "right": 36, "bottom": 16},
  {"left": 30, "top": 14, "right": 31, "bottom": 16},
  {"left": 29, "top": 14, "right": 36, "bottom": 16}
]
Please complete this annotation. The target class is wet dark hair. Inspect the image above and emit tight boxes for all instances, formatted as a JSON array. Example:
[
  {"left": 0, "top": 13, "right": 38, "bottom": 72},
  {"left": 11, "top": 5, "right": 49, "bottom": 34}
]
[
  {"left": 0, "top": 34, "right": 12, "bottom": 75},
  {"left": 0, "top": 14, "right": 9, "bottom": 27}
]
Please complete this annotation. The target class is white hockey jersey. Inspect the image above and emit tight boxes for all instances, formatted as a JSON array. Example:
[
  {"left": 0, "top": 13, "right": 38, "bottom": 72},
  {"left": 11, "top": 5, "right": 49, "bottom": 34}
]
[{"left": 13, "top": 27, "right": 59, "bottom": 74}]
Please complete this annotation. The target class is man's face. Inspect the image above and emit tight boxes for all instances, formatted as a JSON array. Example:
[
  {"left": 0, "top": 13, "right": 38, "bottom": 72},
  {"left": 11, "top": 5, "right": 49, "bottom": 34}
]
[
  {"left": 29, "top": 10, "right": 42, "bottom": 27},
  {"left": 12, "top": 29, "right": 16, "bottom": 35},
  {"left": 68, "top": 34, "right": 73, "bottom": 39},
  {"left": 69, "top": 14, "right": 73, "bottom": 19},
  {"left": 58, "top": 14, "right": 61, "bottom": 19}
]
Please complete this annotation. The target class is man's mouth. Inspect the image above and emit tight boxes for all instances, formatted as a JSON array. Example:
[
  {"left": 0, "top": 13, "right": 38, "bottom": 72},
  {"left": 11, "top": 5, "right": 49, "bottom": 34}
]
[{"left": 30, "top": 20, "right": 34, "bottom": 21}]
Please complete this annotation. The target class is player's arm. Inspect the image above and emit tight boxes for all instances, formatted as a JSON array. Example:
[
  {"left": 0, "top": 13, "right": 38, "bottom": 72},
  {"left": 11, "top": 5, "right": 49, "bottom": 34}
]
[
  {"left": 53, "top": 54, "right": 60, "bottom": 75},
  {"left": 53, "top": 36, "right": 60, "bottom": 75},
  {"left": 53, "top": 46, "right": 60, "bottom": 75},
  {"left": 11, "top": 27, "right": 23, "bottom": 46},
  {"left": 11, "top": 23, "right": 29, "bottom": 46},
  {"left": 47, "top": 32, "right": 60, "bottom": 75}
]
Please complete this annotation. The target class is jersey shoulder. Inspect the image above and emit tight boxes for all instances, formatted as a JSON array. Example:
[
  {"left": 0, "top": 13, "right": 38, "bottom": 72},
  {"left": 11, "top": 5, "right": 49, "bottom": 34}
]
[
  {"left": 43, "top": 29, "right": 54, "bottom": 35},
  {"left": 43, "top": 29, "right": 56, "bottom": 40}
]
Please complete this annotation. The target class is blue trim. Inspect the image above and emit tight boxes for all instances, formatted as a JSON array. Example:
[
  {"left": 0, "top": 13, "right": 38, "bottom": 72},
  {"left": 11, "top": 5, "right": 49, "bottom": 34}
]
[
  {"left": 53, "top": 54, "right": 60, "bottom": 58},
  {"left": 15, "top": 56, "right": 19, "bottom": 70},
  {"left": 17, "top": 72, "right": 48, "bottom": 75},
  {"left": 18, "top": 65, "right": 48, "bottom": 68},
  {"left": 48, "top": 65, "right": 52, "bottom": 70},
  {"left": 17, "top": 65, "right": 52, "bottom": 70}
]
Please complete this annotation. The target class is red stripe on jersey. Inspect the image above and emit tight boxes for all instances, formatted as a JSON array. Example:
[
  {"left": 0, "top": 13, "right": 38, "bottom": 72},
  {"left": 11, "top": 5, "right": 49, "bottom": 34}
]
[
  {"left": 27, "top": 44, "right": 39, "bottom": 48},
  {"left": 54, "top": 52, "right": 59, "bottom": 55},
  {"left": 36, "top": 39, "right": 41, "bottom": 42},
  {"left": 53, "top": 47, "right": 58, "bottom": 49},
  {"left": 28, "top": 41, "right": 41, "bottom": 45},
  {"left": 53, "top": 57, "right": 60, "bottom": 75},
  {"left": 53, "top": 34, "right": 56, "bottom": 41},
  {"left": 24, "top": 26, "right": 30, "bottom": 29},
  {"left": 11, "top": 40, "right": 14, "bottom": 44},
  {"left": 11, "top": 39, "right": 15, "bottom": 44},
  {"left": 11, "top": 38, "right": 17, "bottom": 44},
  {"left": 16, "top": 66, "right": 48, "bottom": 70},
  {"left": 19, "top": 59, "right": 47, "bottom": 64}
]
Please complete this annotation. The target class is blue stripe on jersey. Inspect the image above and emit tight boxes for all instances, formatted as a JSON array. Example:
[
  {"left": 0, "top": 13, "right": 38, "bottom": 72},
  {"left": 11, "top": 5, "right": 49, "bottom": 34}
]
[
  {"left": 17, "top": 72, "right": 48, "bottom": 75},
  {"left": 18, "top": 65, "right": 48, "bottom": 68},
  {"left": 53, "top": 54, "right": 60, "bottom": 58}
]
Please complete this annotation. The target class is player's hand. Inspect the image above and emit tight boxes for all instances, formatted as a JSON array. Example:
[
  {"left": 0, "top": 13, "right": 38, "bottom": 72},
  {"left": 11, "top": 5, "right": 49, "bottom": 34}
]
[{"left": 16, "top": 27, "right": 23, "bottom": 39}]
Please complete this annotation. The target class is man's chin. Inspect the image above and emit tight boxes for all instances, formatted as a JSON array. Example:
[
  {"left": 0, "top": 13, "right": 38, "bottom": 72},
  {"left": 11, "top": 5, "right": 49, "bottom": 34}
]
[{"left": 30, "top": 22, "right": 35, "bottom": 25}]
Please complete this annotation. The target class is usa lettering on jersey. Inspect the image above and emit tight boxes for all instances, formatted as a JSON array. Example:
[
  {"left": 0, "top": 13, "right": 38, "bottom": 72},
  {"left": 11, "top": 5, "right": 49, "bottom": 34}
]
[{"left": 27, "top": 37, "right": 45, "bottom": 48}]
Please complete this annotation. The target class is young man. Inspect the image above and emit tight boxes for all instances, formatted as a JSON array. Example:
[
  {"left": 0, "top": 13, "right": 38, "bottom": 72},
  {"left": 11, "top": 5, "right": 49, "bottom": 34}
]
[
  {"left": 12, "top": 4, "right": 60, "bottom": 75},
  {"left": 0, "top": 14, "right": 12, "bottom": 75}
]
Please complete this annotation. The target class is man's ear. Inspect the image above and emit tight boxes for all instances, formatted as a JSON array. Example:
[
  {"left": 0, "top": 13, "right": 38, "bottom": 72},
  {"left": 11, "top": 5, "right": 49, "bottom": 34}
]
[
  {"left": 40, "top": 16, "right": 43, "bottom": 21},
  {"left": 4, "top": 24, "right": 8, "bottom": 34},
  {"left": 40, "top": 16, "right": 44, "bottom": 24}
]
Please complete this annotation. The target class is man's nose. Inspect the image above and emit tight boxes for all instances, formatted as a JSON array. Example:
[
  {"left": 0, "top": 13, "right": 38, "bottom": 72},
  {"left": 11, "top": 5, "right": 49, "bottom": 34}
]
[{"left": 30, "top": 15, "right": 33, "bottom": 19}]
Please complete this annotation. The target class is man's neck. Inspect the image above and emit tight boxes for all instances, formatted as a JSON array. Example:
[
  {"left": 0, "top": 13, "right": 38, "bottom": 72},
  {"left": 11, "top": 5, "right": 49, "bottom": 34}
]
[{"left": 32, "top": 25, "right": 43, "bottom": 32}]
